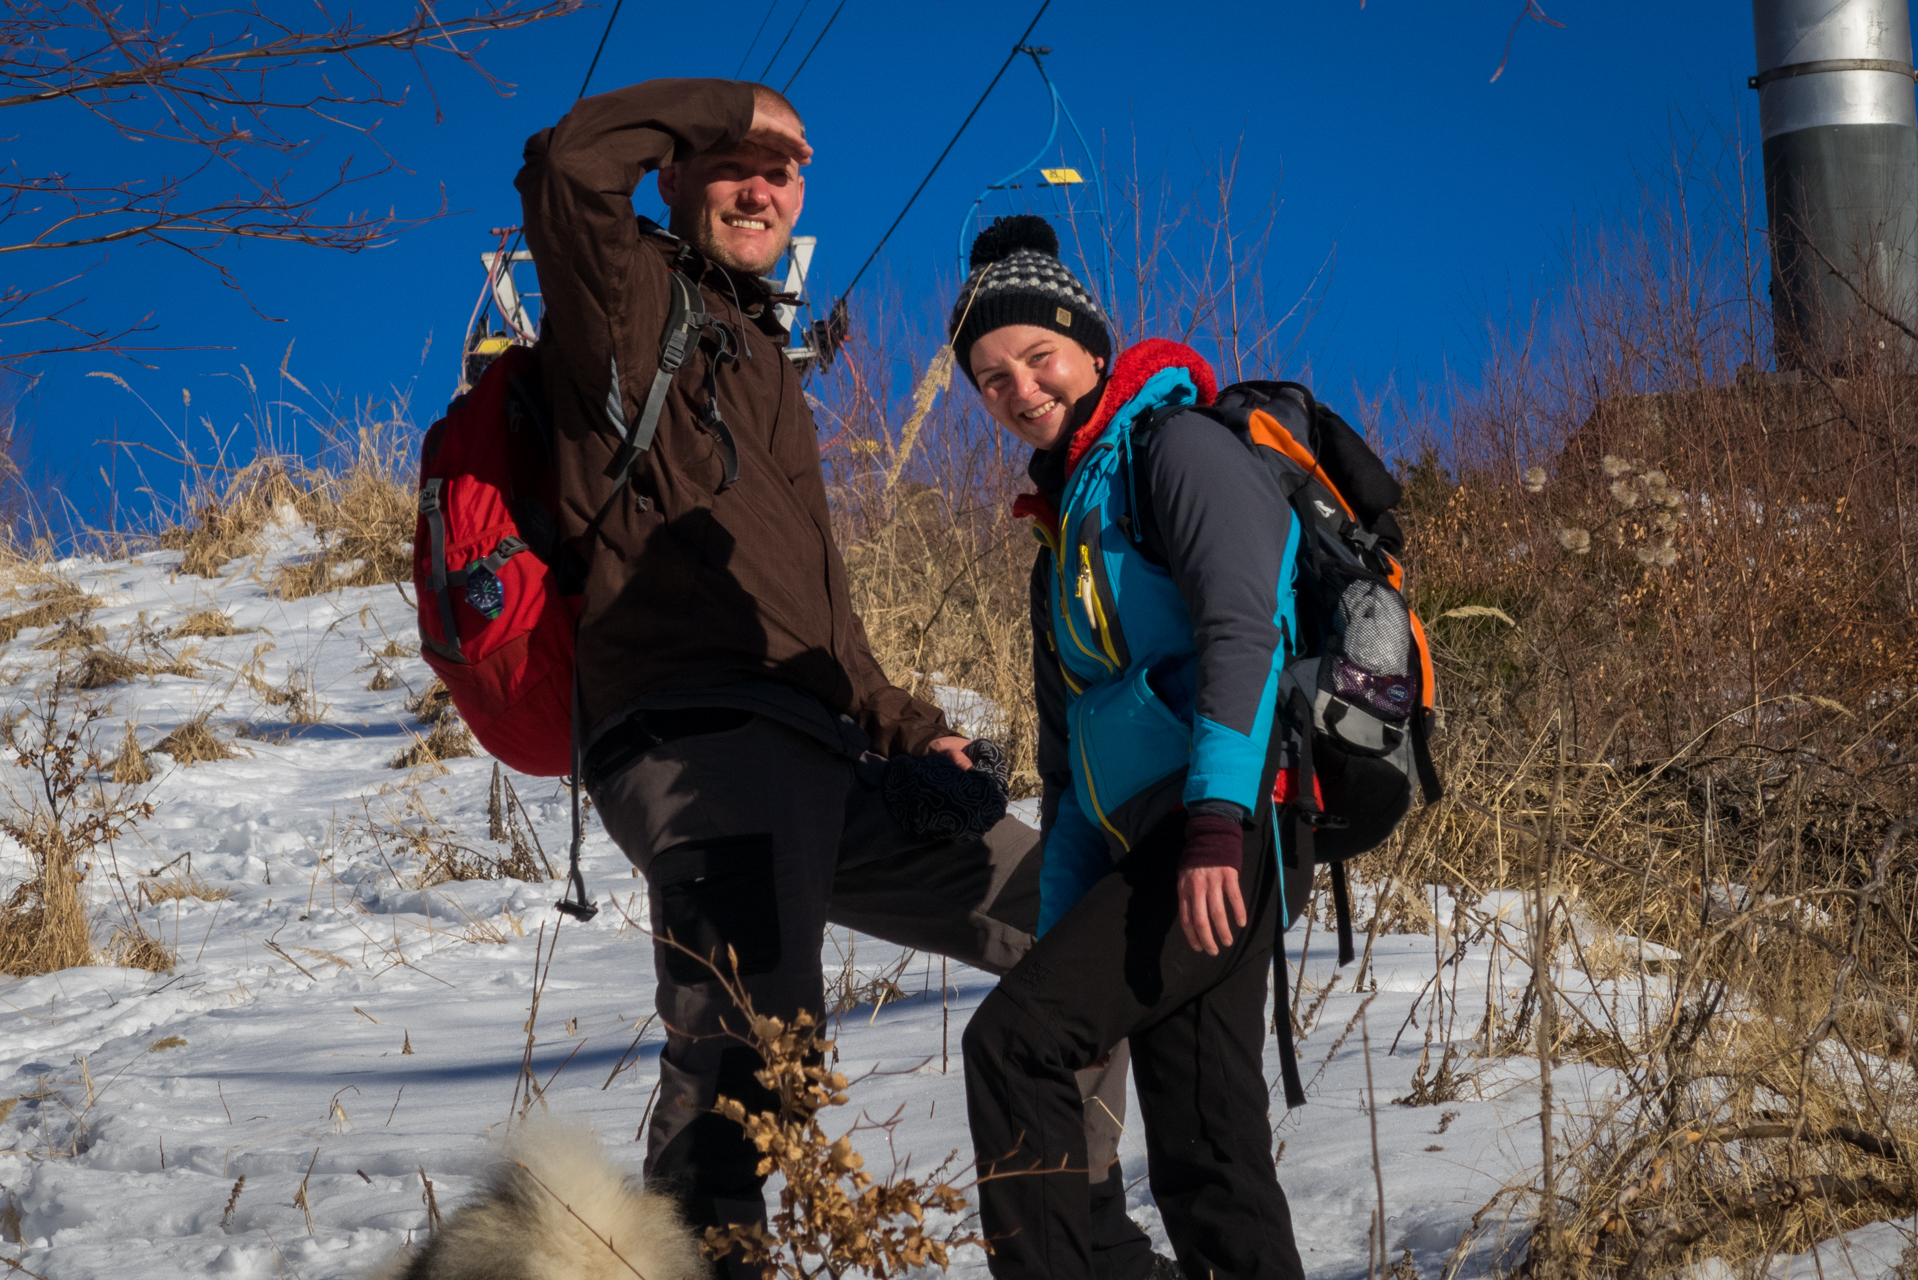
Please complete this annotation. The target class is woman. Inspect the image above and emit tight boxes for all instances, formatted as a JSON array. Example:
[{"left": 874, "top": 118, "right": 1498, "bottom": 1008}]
[{"left": 953, "top": 216, "right": 1311, "bottom": 1280}]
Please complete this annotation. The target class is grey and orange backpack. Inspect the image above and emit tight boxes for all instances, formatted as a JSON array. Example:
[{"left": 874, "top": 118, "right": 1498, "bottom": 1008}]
[{"left": 1134, "top": 380, "right": 1442, "bottom": 1106}]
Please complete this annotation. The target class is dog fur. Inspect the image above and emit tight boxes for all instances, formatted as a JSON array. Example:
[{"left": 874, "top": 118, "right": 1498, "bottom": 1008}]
[{"left": 369, "top": 1120, "right": 706, "bottom": 1280}]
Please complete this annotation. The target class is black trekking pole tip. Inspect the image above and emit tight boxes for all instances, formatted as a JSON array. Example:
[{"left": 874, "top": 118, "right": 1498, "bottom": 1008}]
[{"left": 554, "top": 898, "right": 600, "bottom": 921}]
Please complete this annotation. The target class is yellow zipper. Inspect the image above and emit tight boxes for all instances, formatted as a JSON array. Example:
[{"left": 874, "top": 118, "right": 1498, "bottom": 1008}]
[
  {"left": 1075, "top": 731, "right": 1131, "bottom": 852},
  {"left": 1057, "top": 543, "right": 1112, "bottom": 673},
  {"left": 1078, "top": 543, "right": 1125, "bottom": 668}
]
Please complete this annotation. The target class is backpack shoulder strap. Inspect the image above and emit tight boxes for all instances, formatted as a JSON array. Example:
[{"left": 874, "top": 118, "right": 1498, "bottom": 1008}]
[{"left": 1116, "top": 400, "right": 1231, "bottom": 565}]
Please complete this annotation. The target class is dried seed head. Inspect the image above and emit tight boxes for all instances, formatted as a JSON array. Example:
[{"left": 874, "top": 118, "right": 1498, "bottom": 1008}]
[
  {"left": 1601, "top": 454, "right": 1632, "bottom": 478},
  {"left": 1522, "top": 466, "right": 1548, "bottom": 494},
  {"left": 1610, "top": 478, "right": 1642, "bottom": 508},
  {"left": 1641, "top": 469, "right": 1669, "bottom": 491},
  {"left": 1653, "top": 545, "right": 1679, "bottom": 568},
  {"left": 1654, "top": 510, "right": 1676, "bottom": 532},
  {"left": 1658, "top": 487, "right": 1685, "bottom": 510},
  {"left": 1558, "top": 527, "right": 1592, "bottom": 554}
]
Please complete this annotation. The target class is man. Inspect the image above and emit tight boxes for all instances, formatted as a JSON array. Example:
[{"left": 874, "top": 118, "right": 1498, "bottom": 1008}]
[{"left": 514, "top": 80, "right": 1162, "bottom": 1280}]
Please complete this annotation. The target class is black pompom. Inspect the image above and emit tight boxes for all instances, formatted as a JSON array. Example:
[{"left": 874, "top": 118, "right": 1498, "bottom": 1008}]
[{"left": 968, "top": 214, "right": 1059, "bottom": 271}]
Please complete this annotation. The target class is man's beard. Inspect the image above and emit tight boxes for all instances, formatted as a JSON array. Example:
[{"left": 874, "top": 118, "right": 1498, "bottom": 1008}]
[{"left": 671, "top": 201, "right": 789, "bottom": 278}]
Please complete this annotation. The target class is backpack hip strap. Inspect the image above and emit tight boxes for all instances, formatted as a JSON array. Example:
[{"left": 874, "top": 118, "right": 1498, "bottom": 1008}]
[{"left": 418, "top": 478, "right": 465, "bottom": 664}]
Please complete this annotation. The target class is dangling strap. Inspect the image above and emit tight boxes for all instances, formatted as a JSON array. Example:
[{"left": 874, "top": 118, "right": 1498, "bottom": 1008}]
[
  {"left": 555, "top": 665, "right": 599, "bottom": 922},
  {"left": 1411, "top": 705, "right": 1444, "bottom": 803},
  {"left": 1272, "top": 925, "right": 1307, "bottom": 1109},
  {"left": 1330, "top": 860, "right": 1355, "bottom": 967}
]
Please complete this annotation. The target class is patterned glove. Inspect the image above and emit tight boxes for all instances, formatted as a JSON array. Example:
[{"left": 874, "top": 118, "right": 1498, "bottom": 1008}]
[{"left": 881, "top": 739, "right": 1011, "bottom": 840}]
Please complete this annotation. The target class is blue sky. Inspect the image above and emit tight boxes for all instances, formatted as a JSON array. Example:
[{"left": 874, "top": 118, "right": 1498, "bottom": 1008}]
[{"left": 11, "top": 1, "right": 1777, "bottom": 528}]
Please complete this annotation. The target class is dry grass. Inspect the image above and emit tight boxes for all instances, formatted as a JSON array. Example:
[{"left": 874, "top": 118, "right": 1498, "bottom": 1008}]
[
  {"left": 0, "top": 584, "right": 93, "bottom": 645},
  {"left": 245, "top": 662, "right": 324, "bottom": 723},
  {"left": 159, "top": 460, "right": 304, "bottom": 577},
  {"left": 72, "top": 647, "right": 197, "bottom": 689},
  {"left": 170, "top": 609, "right": 250, "bottom": 638},
  {"left": 138, "top": 875, "right": 230, "bottom": 905},
  {"left": 0, "top": 820, "right": 92, "bottom": 976},
  {"left": 271, "top": 429, "right": 415, "bottom": 598},
  {"left": 1364, "top": 190, "right": 1918, "bottom": 1276},
  {"left": 111, "top": 722, "right": 151, "bottom": 784},
  {"left": 391, "top": 717, "right": 479, "bottom": 770},
  {"left": 32, "top": 619, "right": 105, "bottom": 650},
  {"left": 406, "top": 676, "right": 453, "bottom": 724},
  {"left": 151, "top": 715, "right": 243, "bottom": 766},
  {"left": 105, "top": 922, "right": 175, "bottom": 973}
]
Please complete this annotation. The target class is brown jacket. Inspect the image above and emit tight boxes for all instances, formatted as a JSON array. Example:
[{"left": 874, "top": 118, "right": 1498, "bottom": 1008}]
[{"left": 515, "top": 79, "right": 948, "bottom": 756}]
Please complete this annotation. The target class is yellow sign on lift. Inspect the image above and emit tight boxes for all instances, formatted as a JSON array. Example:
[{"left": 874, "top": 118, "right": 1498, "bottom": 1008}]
[{"left": 1040, "top": 168, "right": 1084, "bottom": 185}]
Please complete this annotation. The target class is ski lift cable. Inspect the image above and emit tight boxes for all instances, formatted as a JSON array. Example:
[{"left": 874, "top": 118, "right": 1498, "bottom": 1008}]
[
  {"left": 835, "top": 0, "right": 1054, "bottom": 305},
  {"left": 780, "top": 0, "right": 848, "bottom": 95},
  {"left": 759, "top": 0, "right": 815, "bottom": 81},
  {"left": 734, "top": 0, "right": 782, "bottom": 78},
  {"left": 576, "top": 0, "right": 630, "bottom": 98}
]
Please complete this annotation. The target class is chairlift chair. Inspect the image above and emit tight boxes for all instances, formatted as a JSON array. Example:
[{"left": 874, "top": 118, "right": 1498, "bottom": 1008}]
[
  {"left": 954, "top": 45, "right": 1114, "bottom": 312},
  {"left": 457, "top": 227, "right": 845, "bottom": 397}
]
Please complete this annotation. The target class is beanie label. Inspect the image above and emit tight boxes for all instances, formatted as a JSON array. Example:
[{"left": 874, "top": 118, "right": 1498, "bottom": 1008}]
[{"left": 1055, "top": 306, "right": 1072, "bottom": 327}]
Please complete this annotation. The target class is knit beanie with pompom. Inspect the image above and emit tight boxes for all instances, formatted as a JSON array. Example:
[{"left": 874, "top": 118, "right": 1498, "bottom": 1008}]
[{"left": 949, "top": 214, "right": 1112, "bottom": 385}]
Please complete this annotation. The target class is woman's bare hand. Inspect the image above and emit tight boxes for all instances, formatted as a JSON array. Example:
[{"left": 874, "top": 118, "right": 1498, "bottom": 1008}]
[{"left": 1178, "top": 865, "right": 1247, "bottom": 956}]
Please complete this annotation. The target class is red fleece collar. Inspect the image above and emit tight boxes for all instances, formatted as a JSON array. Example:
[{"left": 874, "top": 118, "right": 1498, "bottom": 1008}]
[{"left": 1064, "top": 339, "right": 1218, "bottom": 474}]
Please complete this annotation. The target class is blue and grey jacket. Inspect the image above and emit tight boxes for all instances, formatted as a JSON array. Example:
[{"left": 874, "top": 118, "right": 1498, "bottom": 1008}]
[{"left": 1022, "top": 340, "right": 1302, "bottom": 933}]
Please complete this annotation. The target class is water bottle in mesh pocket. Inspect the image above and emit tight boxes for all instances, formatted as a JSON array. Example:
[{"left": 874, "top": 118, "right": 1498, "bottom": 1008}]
[{"left": 1318, "top": 575, "right": 1416, "bottom": 722}]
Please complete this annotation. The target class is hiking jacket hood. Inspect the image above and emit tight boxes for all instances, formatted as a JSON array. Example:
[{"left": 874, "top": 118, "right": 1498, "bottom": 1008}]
[
  {"left": 515, "top": 80, "right": 949, "bottom": 756},
  {"left": 1021, "top": 340, "right": 1300, "bottom": 931}
]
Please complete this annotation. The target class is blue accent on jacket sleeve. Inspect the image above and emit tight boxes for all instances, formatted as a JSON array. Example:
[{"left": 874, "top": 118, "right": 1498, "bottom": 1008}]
[
  {"left": 1143, "top": 409, "right": 1300, "bottom": 810},
  {"left": 1038, "top": 783, "right": 1110, "bottom": 936}
]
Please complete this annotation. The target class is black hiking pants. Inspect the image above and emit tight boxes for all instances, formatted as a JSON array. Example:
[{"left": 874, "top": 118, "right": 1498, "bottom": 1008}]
[
  {"left": 589, "top": 712, "right": 1149, "bottom": 1279},
  {"left": 964, "top": 808, "right": 1310, "bottom": 1280}
]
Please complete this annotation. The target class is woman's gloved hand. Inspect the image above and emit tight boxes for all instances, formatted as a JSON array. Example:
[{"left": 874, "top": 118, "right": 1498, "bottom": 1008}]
[
  {"left": 1177, "top": 813, "right": 1247, "bottom": 956},
  {"left": 881, "top": 738, "right": 1011, "bottom": 840}
]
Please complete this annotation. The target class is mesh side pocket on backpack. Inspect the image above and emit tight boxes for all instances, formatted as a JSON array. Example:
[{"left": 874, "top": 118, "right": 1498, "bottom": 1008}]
[{"left": 1321, "top": 576, "right": 1416, "bottom": 721}]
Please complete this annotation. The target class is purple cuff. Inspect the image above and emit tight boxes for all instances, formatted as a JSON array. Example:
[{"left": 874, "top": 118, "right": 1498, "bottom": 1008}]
[{"left": 1179, "top": 813, "right": 1244, "bottom": 872}]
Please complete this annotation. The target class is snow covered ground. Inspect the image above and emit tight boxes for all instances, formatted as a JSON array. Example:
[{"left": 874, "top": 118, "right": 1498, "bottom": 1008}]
[{"left": 0, "top": 533, "right": 1910, "bottom": 1280}]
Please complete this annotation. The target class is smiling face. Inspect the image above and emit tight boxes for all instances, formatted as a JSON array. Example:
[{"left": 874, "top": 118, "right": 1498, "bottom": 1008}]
[
  {"left": 968, "top": 325, "right": 1106, "bottom": 450},
  {"left": 659, "top": 135, "right": 805, "bottom": 277}
]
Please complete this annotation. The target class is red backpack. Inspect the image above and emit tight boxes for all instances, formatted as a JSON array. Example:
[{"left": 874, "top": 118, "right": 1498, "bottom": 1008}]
[
  {"left": 411, "top": 255, "right": 733, "bottom": 917},
  {"left": 412, "top": 342, "right": 580, "bottom": 778}
]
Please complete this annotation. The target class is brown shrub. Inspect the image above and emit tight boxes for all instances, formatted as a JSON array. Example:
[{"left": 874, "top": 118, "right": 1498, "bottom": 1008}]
[{"left": 0, "top": 687, "right": 153, "bottom": 977}]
